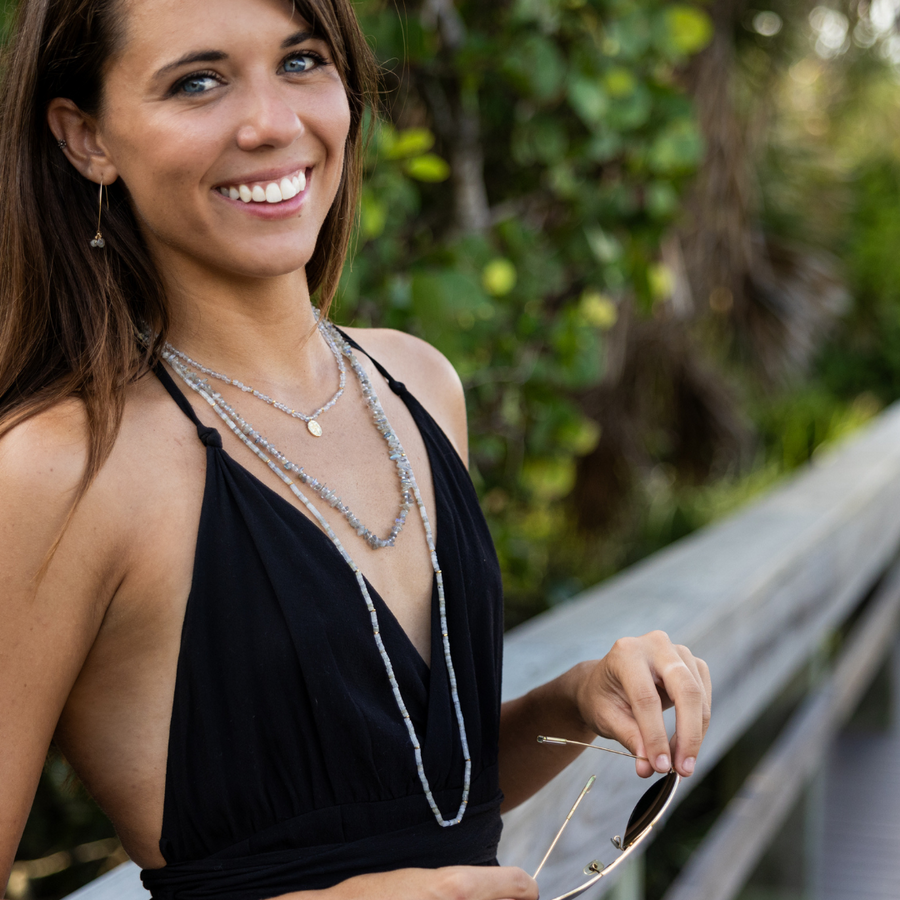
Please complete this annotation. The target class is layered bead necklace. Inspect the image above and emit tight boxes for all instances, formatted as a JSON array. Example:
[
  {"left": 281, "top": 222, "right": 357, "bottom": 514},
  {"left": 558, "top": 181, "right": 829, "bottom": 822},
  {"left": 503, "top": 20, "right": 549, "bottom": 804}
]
[
  {"left": 158, "top": 319, "right": 471, "bottom": 828},
  {"left": 164, "top": 321, "right": 346, "bottom": 438}
]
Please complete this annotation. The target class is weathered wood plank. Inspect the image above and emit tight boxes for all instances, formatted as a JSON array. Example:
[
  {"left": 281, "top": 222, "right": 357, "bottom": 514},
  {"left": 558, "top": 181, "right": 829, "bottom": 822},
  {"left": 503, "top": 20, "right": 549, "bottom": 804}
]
[
  {"left": 60, "top": 861, "right": 148, "bottom": 900},
  {"left": 498, "top": 404, "right": 900, "bottom": 894},
  {"left": 659, "top": 551, "right": 900, "bottom": 900},
  {"left": 814, "top": 643, "right": 900, "bottom": 900}
]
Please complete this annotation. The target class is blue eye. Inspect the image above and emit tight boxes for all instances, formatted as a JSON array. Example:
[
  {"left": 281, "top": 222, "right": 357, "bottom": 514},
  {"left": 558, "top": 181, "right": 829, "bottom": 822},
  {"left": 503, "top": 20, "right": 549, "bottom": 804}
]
[
  {"left": 283, "top": 52, "right": 323, "bottom": 74},
  {"left": 176, "top": 73, "right": 218, "bottom": 95}
]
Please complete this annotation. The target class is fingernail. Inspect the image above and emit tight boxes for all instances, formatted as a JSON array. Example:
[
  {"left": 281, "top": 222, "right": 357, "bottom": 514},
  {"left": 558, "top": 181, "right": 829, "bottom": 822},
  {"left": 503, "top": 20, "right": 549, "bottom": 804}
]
[
  {"left": 656, "top": 754, "right": 670, "bottom": 771},
  {"left": 683, "top": 757, "right": 695, "bottom": 774}
]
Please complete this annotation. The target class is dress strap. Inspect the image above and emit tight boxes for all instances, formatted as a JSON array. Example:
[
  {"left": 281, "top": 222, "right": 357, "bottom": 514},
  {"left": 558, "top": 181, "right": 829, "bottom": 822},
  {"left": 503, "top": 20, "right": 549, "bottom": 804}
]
[
  {"left": 153, "top": 362, "right": 223, "bottom": 448},
  {"left": 334, "top": 327, "right": 406, "bottom": 394}
]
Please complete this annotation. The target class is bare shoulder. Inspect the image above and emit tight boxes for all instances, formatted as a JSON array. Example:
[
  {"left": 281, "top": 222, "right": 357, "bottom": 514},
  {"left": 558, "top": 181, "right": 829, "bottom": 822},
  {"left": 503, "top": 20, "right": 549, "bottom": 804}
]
[
  {"left": 0, "top": 393, "right": 140, "bottom": 598},
  {"left": 341, "top": 327, "right": 469, "bottom": 466},
  {"left": 0, "top": 399, "right": 92, "bottom": 537}
]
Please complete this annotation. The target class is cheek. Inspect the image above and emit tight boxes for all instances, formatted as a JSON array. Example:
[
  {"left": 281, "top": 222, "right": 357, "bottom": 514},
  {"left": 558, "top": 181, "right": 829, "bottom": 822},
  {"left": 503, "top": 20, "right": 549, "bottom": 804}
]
[
  {"left": 107, "top": 110, "right": 215, "bottom": 220},
  {"left": 112, "top": 128, "right": 234, "bottom": 254},
  {"left": 313, "top": 88, "right": 352, "bottom": 171}
]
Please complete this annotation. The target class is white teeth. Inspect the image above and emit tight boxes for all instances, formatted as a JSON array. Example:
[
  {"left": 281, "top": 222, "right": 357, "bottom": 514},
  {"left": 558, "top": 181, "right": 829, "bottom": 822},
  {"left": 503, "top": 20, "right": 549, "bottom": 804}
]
[
  {"left": 223, "top": 171, "right": 307, "bottom": 203},
  {"left": 280, "top": 177, "right": 297, "bottom": 200}
]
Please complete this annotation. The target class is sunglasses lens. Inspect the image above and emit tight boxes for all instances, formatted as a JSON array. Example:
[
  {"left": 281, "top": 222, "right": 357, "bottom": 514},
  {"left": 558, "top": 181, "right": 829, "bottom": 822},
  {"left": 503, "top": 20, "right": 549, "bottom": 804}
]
[{"left": 622, "top": 771, "right": 678, "bottom": 848}]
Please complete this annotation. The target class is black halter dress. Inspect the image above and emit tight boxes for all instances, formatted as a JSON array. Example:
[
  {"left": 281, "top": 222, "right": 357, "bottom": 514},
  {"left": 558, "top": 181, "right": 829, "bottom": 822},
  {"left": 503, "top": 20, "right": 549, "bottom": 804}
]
[{"left": 140, "top": 336, "right": 505, "bottom": 900}]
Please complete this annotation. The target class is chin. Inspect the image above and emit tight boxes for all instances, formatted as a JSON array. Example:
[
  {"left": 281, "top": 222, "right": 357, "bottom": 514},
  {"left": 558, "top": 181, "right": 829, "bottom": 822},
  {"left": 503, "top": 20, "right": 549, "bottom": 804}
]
[{"left": 188, "top": 237, "right": 317, "bottom": 281}]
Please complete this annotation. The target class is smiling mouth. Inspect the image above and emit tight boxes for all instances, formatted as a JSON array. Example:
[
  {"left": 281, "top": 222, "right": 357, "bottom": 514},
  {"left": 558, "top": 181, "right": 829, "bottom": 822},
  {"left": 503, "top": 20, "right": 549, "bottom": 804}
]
[{"left": 215, "top": 168, "right": 309, "bottom": 204}]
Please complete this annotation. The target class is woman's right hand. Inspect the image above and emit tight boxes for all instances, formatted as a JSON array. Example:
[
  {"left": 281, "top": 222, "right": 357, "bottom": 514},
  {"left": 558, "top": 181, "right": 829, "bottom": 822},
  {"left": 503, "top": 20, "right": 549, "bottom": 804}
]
[{"left": 281, "top": 866, "right": 539, "bottom": 900}]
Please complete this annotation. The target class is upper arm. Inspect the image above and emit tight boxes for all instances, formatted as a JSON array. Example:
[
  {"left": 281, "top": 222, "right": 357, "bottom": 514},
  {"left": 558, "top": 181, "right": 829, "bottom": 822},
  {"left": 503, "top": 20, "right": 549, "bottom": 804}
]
[
  {"left": 0, "top": 406, "right": 118, "bottom": 892},
  {"left": 350, "top": 329, "right": 470, "bottom": 468}
]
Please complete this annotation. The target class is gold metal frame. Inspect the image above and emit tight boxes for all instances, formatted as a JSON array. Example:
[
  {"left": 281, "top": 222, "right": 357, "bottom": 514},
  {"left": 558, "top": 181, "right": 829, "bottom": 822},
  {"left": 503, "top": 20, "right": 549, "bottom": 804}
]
[{"left": 533, "top": 736, "right": 682, "bottom": 900}]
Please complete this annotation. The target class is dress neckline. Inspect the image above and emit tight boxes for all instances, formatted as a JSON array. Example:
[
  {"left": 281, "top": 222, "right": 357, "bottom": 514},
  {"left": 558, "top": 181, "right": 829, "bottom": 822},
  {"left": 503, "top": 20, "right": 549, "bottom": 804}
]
[{"left": 152, "top": 355, "right": 442, "bottom": 676}]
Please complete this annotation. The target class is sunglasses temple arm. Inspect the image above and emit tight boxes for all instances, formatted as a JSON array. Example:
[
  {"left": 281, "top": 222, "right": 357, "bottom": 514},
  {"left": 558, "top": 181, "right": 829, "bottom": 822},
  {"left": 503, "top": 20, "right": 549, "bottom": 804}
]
[
  {"left": 532, "top": 775, "right": 596, "bottom": 880},
  {"left": 538, "top": 735, "right": 649, "bottom": 762}
]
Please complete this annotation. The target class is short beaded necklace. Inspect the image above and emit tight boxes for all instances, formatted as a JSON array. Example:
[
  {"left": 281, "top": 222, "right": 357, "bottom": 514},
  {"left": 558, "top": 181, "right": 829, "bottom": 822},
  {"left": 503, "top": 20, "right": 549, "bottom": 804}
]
[
  {"left": 164, "top": 318, "right": 345, "bottom": 438},
  {"left": 159, "top": 322, "right": 472, "bottom": 828}
]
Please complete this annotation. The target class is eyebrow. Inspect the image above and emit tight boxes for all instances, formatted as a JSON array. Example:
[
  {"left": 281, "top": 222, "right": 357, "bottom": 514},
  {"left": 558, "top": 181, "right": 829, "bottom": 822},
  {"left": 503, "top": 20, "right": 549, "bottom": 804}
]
[{"left": 153, "top": 31, "right": 319, "bottom": 81}]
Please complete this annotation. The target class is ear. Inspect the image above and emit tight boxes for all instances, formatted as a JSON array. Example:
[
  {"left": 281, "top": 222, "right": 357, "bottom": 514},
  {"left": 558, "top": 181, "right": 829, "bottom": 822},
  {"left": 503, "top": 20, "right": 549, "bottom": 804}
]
[{"left": 47, "top": 98, "right": 119, "bottom": 186}]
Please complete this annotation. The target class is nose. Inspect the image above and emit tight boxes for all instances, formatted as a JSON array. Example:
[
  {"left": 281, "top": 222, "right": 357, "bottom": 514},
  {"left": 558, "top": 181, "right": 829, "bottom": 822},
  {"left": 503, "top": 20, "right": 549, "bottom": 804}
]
[{"left": 235, "top": 78, "right": 303, "bottom": 151}]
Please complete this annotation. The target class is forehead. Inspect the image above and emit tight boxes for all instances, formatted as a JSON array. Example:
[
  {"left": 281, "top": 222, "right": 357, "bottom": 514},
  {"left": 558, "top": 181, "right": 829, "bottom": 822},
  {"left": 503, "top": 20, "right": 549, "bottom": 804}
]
[{"left": 115, "top": 0, "right": 311, "bottom": 68}]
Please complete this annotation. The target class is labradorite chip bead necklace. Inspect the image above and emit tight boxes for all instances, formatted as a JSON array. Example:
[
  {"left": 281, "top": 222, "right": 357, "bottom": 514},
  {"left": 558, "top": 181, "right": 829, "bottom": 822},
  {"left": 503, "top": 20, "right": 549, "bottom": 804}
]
[{"left": 159, "top": 321, "right": 471, "bottom": 827}]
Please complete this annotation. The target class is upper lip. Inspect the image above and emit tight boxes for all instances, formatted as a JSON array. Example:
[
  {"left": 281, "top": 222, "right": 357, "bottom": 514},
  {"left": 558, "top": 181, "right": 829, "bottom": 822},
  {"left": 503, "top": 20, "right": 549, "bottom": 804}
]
[{"left": 213, "top": 163, "right": 312, "bottom": 188}]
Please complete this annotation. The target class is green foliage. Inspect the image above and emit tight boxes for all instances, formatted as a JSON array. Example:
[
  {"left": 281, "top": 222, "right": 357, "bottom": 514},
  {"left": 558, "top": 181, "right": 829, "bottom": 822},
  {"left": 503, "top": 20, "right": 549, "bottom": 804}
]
[
  {"left": 343, "top": 0, "right": 712, "bottom": 619},
  {"left": 816, "top": 160, "right": 900, "bottom": 399}
]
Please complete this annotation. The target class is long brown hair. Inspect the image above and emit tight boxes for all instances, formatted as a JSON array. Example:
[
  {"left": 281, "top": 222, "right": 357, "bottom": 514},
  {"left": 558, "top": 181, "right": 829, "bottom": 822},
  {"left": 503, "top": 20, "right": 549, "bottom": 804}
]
[{"left": 0, "top": 0, "right": 377, "bottom": 530}]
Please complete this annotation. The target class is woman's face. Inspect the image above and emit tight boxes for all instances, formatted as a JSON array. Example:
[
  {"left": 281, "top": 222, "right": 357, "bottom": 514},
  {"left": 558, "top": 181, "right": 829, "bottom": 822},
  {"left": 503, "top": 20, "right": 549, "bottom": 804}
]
[{"left": 93, "top": 0, "right": 350, "bottom": 282}]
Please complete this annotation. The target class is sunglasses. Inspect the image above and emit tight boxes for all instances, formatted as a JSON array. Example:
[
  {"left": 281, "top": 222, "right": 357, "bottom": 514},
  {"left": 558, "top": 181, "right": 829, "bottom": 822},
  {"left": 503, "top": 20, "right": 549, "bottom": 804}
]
[{"left": 533, "top": 736, "right": 681, "bottom": 900}]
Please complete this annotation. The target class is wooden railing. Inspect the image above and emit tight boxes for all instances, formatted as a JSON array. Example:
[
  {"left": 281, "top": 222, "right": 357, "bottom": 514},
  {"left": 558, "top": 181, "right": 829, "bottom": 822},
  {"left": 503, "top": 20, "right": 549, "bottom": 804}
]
[
  {"left": 498, "top": 401, "right": 900, "bottom": 898},
  {"left": 59, "top": 403, "right": 900, "bottom": 900}
]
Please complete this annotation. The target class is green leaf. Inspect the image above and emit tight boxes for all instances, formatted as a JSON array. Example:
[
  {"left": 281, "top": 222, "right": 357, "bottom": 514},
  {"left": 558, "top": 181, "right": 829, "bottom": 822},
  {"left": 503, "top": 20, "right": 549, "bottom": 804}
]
[
  {"left": 512, "top": 118, "right": 569, "bottom": 166},
  {"left": 578, "top": 290, "right": 618, "bottom": 330},
  {"left": 602, "top": 67, "right": 637, "bottom": 99},
  {"left": 385, "top": 128, "right": 435, "bottom": 160},
  {"left": 646, "top": 182, "right": 680, "bottom": 219},
  {"left": 585, "top": 226, "right": 623, "bottom": 264},
  {"left": 648, "top": 262, "right": 674, "bottom": 300},
  {"left": 410, "top": 269, "right": 485, "bottom": 316},
  {"left": 482, "top": 259, "right": 518, "bottom": 296},
  {"left": 607, "top": 14, "right": 652, "bottom": 59},
  {"left": 502, "top": 34, "right": 567, "bottom": 102},
  {"left": 648, "top": 119, "right": 704, "bottom": 174},
  {"left": 606, "top": 85, "right": 653, "bottom": 131},
  {"left": 585, "top": 131, "right": 624, "bottom": 163},
  {"left": 663, "top": 6, "right": 714, "bottom": 56},
  {"left": 567, "top": 77, "right": 609, "bottom": 127},
  {"left": 359, "top": 188, "right": 387, "bottom": 241},
  {"left": 404, "top": 154, "right": 451, "bottom": 182}
]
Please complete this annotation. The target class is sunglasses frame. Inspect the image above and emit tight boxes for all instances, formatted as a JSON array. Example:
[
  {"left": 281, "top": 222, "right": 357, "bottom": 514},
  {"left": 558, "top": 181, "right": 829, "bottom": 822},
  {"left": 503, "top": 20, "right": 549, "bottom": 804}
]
[{"left": 534, "top": 737, "right": 682, "bottom": 900}]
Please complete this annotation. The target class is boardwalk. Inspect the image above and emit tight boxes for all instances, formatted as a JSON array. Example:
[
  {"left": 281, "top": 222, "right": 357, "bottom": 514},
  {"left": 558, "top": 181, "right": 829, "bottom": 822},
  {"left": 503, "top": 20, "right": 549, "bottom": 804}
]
[{"left": 816, "top": 649, "right": 900, "bottom": 900}]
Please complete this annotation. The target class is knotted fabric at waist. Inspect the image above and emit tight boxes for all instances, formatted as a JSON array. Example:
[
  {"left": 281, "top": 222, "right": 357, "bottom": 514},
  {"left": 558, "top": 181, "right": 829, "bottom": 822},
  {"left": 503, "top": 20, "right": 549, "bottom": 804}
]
[{"left": 141, "top": 792, "right": 503, "bottom": 900}]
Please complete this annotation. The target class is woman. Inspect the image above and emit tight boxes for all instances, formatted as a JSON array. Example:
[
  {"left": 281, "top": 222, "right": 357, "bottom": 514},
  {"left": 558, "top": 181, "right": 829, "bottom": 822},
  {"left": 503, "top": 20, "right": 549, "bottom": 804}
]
[{"left": 0, "top": 0, "right": 711, "bottom": 898}]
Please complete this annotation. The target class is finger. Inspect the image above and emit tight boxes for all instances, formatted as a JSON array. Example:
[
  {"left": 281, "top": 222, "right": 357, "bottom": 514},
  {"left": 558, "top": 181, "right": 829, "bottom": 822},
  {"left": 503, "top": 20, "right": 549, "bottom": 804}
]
[
  {"left": 631, "top": 736, "right": 654, "bottom": 779},
  {"left": 620, "top": 665, "right": 671, "bottom": 774},
  {"left": 675, "top": 647, "right": 712, "bottom": 742},
  {"left": 434, "top": 866, "right": 539, "bottom": 900},
  {"left": 698, "top": 656, "right": 712, "bottom": 731},
  {"left": 661, "top": 652, "right": 706, "bottom": 777},
  {"left": 674, "top": 647, "right": 711, "bottom": 736}
]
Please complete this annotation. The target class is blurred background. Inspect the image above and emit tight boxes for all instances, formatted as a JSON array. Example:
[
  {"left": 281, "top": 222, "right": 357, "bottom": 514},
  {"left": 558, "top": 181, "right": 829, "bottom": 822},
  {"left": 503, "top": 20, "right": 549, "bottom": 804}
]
[{"left": 7, "top": 0, "right": 900, "bottom": 897}]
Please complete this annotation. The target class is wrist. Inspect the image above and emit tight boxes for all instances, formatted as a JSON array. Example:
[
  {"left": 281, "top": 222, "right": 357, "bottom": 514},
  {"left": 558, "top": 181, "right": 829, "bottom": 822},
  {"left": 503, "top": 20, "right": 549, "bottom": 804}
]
[{"left": 548, "top": 661, "right": 599, "bottom": 740}]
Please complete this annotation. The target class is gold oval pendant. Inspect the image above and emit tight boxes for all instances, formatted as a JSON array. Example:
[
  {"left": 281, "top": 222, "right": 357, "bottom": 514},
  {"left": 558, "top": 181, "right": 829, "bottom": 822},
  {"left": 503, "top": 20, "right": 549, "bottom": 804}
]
[{"left": 307, "top": 420, "right": 323, "bottom": 437}]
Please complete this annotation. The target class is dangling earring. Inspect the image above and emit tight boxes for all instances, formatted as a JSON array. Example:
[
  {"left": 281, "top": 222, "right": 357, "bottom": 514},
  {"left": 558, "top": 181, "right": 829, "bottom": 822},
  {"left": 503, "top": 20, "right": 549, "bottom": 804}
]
[{"left": 90, "top": 180, "right": 106, "bottom": 249}]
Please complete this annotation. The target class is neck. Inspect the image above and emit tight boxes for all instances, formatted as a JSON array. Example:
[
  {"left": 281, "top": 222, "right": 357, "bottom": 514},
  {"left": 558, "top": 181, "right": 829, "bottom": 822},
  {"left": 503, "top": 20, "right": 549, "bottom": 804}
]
[{"left": 161, "top": 255, "right": 329, "bottom": 390}]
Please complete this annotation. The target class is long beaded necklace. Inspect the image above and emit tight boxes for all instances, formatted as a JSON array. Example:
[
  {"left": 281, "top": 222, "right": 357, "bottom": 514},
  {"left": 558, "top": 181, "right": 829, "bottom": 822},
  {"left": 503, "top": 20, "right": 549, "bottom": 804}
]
[
  {"left": 160, "top": 323, "right": 472, "bottom": 828},
  {"left": 164, "top": 319, "right": 345, "bottom": 438}
]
